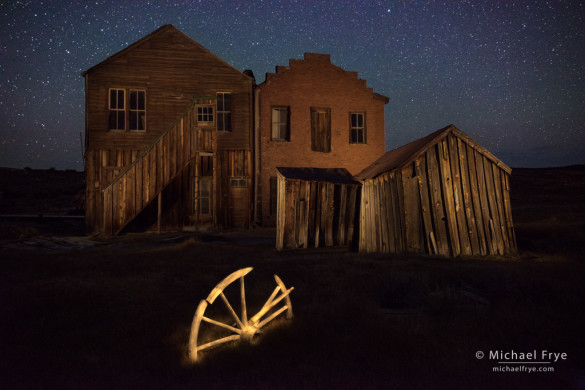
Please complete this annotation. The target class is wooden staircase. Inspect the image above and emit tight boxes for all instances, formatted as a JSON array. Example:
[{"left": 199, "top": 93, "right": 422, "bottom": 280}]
[{"left": 101, "top": 97, "right": 215, "bottom": 235}]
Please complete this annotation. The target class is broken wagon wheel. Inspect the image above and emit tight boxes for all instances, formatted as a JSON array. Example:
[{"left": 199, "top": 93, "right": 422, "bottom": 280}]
[{"left": 188, "top": 267, "right": 294, "bottom": 361}]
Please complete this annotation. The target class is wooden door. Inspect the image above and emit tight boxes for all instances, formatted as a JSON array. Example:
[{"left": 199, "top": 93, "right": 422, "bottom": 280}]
[{"left": 311, "top": 108, "right": 331, "bottom": 153}]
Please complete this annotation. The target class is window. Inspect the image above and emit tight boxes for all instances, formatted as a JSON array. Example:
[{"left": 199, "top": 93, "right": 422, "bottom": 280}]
[
  {"left": 197, "top": 106, "right": 214, "bottom": 124},
  {"left": 108, "top": 89, "right": 125, "bottom": 130},
  {"left": 310, "top": 107, "right": 331, "bottom": 152},
  {"left": 270, "top": 176, "right": 277, "bottom": 215},
  {"left": 108, "top": 88, "right": 146, "bottom": 131},
  {"left": 198, "top": 178, "right": 211, "bottom": 215},
  {"left": 230, "top": 177, "right": 247, "bottom": 187},
  {"left": 350, "top": 112, "right": 366, "bottom": 144},
  {"left": 129, "top": 90, "right": 146, "bottom": 131},
  {"left": 271, "top": 107, "right": 290, "bottom": 141},
  {"left": 217, "top": 93, "right": 231, "bottom": 131}
]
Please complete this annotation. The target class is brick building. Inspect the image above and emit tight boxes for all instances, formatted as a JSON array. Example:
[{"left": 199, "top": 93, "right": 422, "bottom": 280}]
[{"left": 255, "top": 53, "right": 389, "bottom": 225}]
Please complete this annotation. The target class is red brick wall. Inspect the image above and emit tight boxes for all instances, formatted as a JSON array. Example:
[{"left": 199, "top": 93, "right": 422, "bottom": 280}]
[{"left": 258, "top": 53, "right": 388, "bottom": 225}]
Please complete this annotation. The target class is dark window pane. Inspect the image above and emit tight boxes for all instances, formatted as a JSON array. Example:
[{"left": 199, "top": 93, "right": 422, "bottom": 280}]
[
  {"left": 130, "top": 91, "right": 137, "bottom": 109},
  {"left": 118, "top": 111, "right": 125, "bottom": 129},
  {"left": 129, "top": 111, "right": 137, "bottom": 130},
  {"left": 217, "top": 115, "right": 224, "bottom": 131},
  {"left": 117, "top": 90, "right": 124, "bottom": 109},
  {"left": 138, "top": 112, "right": 145, "bottom": 130},
  {"left": 217, "top": 94, "right": 224, "bottom": 111},
  {"left": 224, "top": 93, "right": 231, "bottom": 109},
  {"left": 351, "top": 114, "right": 357, "bottom": 127},
  {"left": 224, "top": 113, "right": 231, "bottom": 131},
  {"left": 110, "top": 90, "right": 116, "bottom": 109},
  {"left": 138, "top": 91, "right": 145, "bottom": 110}
]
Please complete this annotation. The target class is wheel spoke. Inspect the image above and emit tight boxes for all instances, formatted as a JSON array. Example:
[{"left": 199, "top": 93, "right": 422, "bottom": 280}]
[
  {"left": 202, "top": 316, "right": 243, "bottom": 334},
  {"left": 189, "top": 268, "right": 294, "bottom": 362},
  {"left": 250, "top": 287, "right": 294, "bottom": 324},
  {"left": 256, "top": 305, "right": 289, "bottom": 329},
  {"left": 240, "top": 275, "right": 248, "bottom": 325},
  {"left": 220, "top": 291, "right": 245, "bottom": 329},
  {"left": 249, "top": 286, "right": 280, "bottom": 323}
]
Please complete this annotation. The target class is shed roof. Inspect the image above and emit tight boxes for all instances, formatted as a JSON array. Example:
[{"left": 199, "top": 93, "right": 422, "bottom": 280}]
[
  {"left": 355, "top": 124, "right": 511, "bottom": 181},
  {"left": 81, "top": 24, "right": 252, "bottom": 81},
  {"left": 276, "top": 167, "right": 360, "bottom": 185}
]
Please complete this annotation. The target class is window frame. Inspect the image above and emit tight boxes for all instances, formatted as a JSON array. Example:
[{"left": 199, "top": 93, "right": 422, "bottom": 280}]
[
  {"left": 196, "top": 105, "right": 215, "bottom": 127},
  {"left": 349, "top": 111, "right": 366, "bottom": 144},
  {"left": 271, "top": 106, "right": 290, "bottom": 141},
  {"left": 128, "top": 89, "right": 146, "bottom": 131},
  {"left": 230, "top": 177, "right": 248, "bottom": 188},
  {"left": 108, "top": 88, "right": 147, "bottom": 132},
  {"left": 108, "top": 88, "right": 126, "bottom": 131},
  {"left": 216, "top": 92, "right": 232, "bottom": 132}
]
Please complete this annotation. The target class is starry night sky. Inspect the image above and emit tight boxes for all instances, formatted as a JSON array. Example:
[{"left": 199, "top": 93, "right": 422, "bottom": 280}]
[{"left": 1, "top": 0, "right": 584, "bottom": 170}]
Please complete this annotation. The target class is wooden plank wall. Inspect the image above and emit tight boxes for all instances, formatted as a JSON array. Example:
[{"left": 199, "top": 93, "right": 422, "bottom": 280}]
[
  {"left": 359, "top": 133, "right": 516, "bottom": 256},
  {"left": 276, "top": 177, "right": 359, "bottom": 250},
  {"left": 85, "top": 27, "right": 252, "bottom": 153},
  {"left": 99, "top": 106, "right": 197, "bottom": 234}
]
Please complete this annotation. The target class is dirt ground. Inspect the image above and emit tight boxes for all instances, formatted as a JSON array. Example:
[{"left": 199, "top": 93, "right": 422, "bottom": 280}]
[{"left": 1, "top": 166, "right": 584, "bottom": 389}]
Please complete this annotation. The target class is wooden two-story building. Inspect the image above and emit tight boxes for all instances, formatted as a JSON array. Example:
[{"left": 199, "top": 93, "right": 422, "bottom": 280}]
[
  {"left": 83, "top": 25, "right": 254, "bottom": 234},
  {"left": 255, "top": 53, "right": 389, "bottom": 226}
]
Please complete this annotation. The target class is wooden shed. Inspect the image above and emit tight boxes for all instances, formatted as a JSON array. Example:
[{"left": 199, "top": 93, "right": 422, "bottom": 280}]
[
  {"left": 356, "top": 125, "right": 517, "bottom": 256},
  {"left": 275, "top": 167, "right": 360, "bottom": 250}
]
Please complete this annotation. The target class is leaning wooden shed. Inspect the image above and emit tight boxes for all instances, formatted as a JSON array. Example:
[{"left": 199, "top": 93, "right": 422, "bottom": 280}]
[
  {"left": 355, "top": 125, "right": 516, "bottom": 257},
  {"left": 276, "top": 167, "right": 360, "bottom": 250}
]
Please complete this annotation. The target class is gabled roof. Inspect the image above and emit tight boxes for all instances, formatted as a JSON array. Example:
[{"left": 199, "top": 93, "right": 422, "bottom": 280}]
[
  {"left": 276, "top": 167, "right": 360, "bottom": 185},
  {"left": 81, "top": 24, "right": 252, "bottom": 81},
  {"left": 355, "top": 124, "right": 511, "bottom": 181}
]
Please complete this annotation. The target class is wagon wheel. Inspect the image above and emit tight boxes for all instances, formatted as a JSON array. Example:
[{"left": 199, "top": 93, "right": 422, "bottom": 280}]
[{"left": 188, "top": 267, "right": 294, "bottom": 361}]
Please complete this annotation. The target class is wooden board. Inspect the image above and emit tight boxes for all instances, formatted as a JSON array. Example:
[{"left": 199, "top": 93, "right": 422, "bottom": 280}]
[
  {"left": 456, "top": 139, "right": 479, "bottom": 255},
  {"left": 448, "top": 135, "right": 471, "bottom": 255}
]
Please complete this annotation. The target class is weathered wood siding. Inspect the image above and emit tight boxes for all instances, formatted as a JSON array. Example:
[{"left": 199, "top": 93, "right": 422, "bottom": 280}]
[
  {"left": 84, "top": 26, "right": 254, "bottom": 234},
  {"left": 359, "top": 133, "right": 516, "bottom": 256},
  {"left": 276, "top": 175, "right": 359, "bottom": 250},
  {"left": 84, "top": 26, "right": 252, "bottom": 153}
]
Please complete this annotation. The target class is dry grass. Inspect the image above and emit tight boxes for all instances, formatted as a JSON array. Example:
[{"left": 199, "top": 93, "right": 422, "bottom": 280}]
[{"left": 1, "top": 166, "right": 584, "bottom": 389}]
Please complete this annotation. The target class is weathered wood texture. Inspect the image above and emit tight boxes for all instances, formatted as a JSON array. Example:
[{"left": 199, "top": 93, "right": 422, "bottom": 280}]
[
  {"left": 359, "top": 132, "right": 516, "bottom": 256},
  {"left": 84, "top": 25, "right": 254, "bottom": 234},
  {"left": 84, "top": 25, "right": 252, "bottom": 153},
  {"left": 86, "top": 99, "right": 253, "bottom": 234},
  {"left": 100, "top": 103, "right": 198, "bottom": 234},
  {"left": 276, "top": 174, "right": 359, "bottom": 250}
]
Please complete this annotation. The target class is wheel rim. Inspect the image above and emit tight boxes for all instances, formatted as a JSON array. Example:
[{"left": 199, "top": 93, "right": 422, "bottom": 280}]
[{"left": 188, "top": 267, "right": 294, "bottom": 361}]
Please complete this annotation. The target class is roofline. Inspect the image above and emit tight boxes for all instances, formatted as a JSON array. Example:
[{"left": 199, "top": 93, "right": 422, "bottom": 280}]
[
  {"left": 257, "top": 53, "right": 389, "bottom": 101},
  {"left": 395, "top": 125, "right": 511, "bottom": 176},
  {"left": 374, "top": 92, "right": 390, "bottom": 104},
  {"left": 81, "top": 24, "right": 253, "bottom": 82},
  {"left": 359, "top": 124, "right": 511, "bottom": 181}
]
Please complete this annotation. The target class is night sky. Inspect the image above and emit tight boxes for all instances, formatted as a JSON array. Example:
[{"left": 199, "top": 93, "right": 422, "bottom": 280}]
[{"left": 1, "top": 0, "right": 584, "bottom": 170}]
